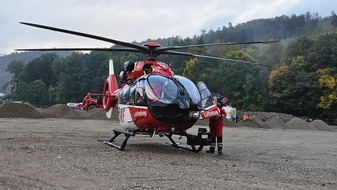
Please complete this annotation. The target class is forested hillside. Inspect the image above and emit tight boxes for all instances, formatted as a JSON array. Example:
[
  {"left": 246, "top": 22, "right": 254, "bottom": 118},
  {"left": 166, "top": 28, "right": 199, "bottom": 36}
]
[
  {"left": 2, "top": 12, "right": 337, "bottom": 119},
  {"left": 0, "top": 51, "right": 71, "bottom": 88}
]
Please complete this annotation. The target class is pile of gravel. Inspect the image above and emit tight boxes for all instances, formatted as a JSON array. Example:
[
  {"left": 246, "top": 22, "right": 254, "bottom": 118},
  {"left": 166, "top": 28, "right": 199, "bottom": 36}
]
[
  {"left": 264, "top": 117, "right": 290, "bottom": 129},
  {"left": 310, "top": 119, "right": 336, "bottom": 131},
  {"left": 0, "top": 102, "right": 45, "bottom": 118},
  {"left": 0, "top": 102, "right": 335, "bottom": 132},
  {"left": 80, "top": 107, "right": 117, "bottom": 120},
  {"left": 236, "top": 116, "right": 335, "bottom": 131},
  {"left": 239, "top": 116, "right": 270, "bottom": 128},
  {"left": 286, "top": 118, "right": 318, "bottom": 130},
  {"left": 237, "top": 111, "right": 295, "bottom": 122},
  {"left": 0, "top": 102, "right": 112, "bottom": 120},
  {"left": 41, "top": 104, "right": 85, "bottom": 119},
  {"left": 236, "top": 112, "right": 336, "bottom": 131}
]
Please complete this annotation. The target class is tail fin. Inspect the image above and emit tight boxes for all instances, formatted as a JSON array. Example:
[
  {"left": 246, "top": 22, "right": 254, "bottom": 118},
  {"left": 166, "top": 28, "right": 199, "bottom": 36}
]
[{"left": 103, "top": 59, "right": 119, "bottom": 112}]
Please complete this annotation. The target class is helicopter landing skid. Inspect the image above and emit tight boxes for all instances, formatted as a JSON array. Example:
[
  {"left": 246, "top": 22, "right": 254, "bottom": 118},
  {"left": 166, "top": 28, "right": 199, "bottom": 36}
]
[
  {"left": 164, "top": 128, "right": 211, "bottom": 153},
  {"left": 100, "top": 129, "right": 135, "bottom": 151},
  {"left": 164, "top": 134, "right": 202, "bottom": 153}
]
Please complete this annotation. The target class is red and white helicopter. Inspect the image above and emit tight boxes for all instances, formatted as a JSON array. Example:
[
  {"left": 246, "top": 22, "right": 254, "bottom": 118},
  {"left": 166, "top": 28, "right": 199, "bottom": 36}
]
[{"left": 17, "top": 22, "right": 277, "bottom": 152}]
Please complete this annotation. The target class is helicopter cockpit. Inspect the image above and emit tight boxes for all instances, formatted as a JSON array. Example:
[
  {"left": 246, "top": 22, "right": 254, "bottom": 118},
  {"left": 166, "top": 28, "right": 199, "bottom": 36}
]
[
  {"left": 119, "top": 75, "right": 201, "bottom": 107},
  {"left": 118, "top": 74, "right": 203, "bottom": 123},
  {"left": 146, "top": 75, "right": 178, "bottom": 104}
]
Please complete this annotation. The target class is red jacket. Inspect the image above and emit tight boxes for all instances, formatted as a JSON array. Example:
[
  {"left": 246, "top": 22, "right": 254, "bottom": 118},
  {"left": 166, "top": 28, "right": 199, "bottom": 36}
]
[
  {"left": 201, "top": 105, "right": 227, "bottom": 137},
  {"left": 201, "top": 105, "right": 227, "bottom": 120}
]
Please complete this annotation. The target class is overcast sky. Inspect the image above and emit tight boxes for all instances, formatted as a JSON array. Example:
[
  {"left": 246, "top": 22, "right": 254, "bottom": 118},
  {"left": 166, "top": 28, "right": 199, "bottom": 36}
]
[{"left": 0, "top": 0, "right": 335, "bottom": 55}]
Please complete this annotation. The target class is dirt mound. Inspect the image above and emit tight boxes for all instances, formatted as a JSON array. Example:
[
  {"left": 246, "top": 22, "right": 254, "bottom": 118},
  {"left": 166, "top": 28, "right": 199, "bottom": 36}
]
[
  {"left": 237, "top": 111, "right": 295, "bottom": 122},
  {"left": 265, "top": 117, "right": 289, "bottom": 129},
  {"left": 0, "top": 102, "right": 45, "bottom": 118},
  {"left": 80, "top": 108, "right": 109, "bottom": 120},
  {"left": 41, "top": 104, "right": 84, "bottom": 119},
  {"left": 286, "top": 118, "right": 318, "bottom": 130},
  {"left": 310, "top": 119, "right": 336, "bottom": 132},
  {"left": 238, "top": 116, "right": 270, "bottom": 128},
  {"left": 1, "top": 103, "right": 336, "bottom": 133}
]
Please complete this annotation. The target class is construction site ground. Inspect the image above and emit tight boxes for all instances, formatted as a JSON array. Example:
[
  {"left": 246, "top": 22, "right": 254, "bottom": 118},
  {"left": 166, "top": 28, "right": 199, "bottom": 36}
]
[{"left": 0, "top": 103, "right": 336, "bottom": 189}]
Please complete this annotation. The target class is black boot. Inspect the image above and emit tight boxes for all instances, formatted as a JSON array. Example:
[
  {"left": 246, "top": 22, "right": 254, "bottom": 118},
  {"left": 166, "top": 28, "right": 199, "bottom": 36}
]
[
  {"left": 217, "top": 137, "right": 223, "bottom": 155},
  {"left": 206, "top": 147, "right": 215, "bottom": 153},
  {"left": 218, "top": 147, "right": 223, "bottom": 155}
]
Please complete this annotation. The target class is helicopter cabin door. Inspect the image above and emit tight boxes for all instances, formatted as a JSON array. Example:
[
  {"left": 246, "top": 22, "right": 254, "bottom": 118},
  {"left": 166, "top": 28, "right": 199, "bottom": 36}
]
[
  {"left": 118, "top": 84, "right": 137, "bottom": 130},
  {"left": 197, "top": 81, "right": 212, "bottom": 109}
]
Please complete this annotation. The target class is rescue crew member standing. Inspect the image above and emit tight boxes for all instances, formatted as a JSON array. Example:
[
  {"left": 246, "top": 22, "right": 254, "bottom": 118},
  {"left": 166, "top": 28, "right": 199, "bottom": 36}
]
[{"left": 206, "top": 97, "right": 227, "bottom": 155}]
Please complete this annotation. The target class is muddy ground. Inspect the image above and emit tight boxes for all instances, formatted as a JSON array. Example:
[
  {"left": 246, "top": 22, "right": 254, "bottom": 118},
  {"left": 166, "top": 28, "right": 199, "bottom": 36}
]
[{"left": 1, "top": 117, "right": 336, "bottom": 190}]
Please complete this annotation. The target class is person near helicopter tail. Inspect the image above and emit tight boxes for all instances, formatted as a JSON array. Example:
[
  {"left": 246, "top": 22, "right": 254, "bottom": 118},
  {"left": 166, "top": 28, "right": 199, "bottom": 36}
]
[{"left": 203, "top": 96, "right": 228, "bottom": 155}]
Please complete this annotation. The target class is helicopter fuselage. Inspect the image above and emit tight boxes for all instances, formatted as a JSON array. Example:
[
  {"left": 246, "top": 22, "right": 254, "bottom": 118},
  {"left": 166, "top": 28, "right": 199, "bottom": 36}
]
[{"left": 116, "top": 72, "right": 203, "bottom": 134}]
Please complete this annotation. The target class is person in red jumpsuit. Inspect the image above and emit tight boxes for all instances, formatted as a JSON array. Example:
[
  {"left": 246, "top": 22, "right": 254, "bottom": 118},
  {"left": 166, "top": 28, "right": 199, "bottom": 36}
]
[{"left": 206, "top": 96, "right": 227, "bottom": 155}]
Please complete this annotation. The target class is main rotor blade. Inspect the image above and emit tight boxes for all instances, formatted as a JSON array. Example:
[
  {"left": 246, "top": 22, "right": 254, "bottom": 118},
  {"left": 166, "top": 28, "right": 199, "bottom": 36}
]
[
  {"left": 162, "top": 50, "right": 271, "bottom": 67},
  {"left": 157, "top": 40, "right": 279, "bottom": 52},
  {"left": 20, "top": 22, "right": 149, "bottom": 52},
  {"left": 15, "top": 47, "right": 143, "bottom": 53}
]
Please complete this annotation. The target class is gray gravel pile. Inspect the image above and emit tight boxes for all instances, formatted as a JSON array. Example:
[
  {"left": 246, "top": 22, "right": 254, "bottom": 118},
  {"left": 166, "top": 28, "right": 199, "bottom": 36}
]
[
  {"left": 265, "top": 117, "right": 290, "bottom": 129},
  {"left": 309, "top": 119, "right": 336, "bottom": 131},
  {"left": 238, "top": 116, "right": 270, "bottom": 128},
  {"left": 237, "top": 111, "right": 296, "bottom": 122},
  {"left": 1, "top": 102, "right": 335, "bottom": 131},
  {"left": 286, "top": 118, "right": 318, "bottom": 130}
]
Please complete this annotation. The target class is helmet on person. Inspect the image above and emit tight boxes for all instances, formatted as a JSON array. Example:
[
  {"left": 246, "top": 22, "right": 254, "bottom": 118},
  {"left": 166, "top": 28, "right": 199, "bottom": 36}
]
[
  {"left": 217, "top": 97, "right": 228, "bottom": 107},
  {"left": 123, "top": 61, "right": 135, "bottom": 72}
]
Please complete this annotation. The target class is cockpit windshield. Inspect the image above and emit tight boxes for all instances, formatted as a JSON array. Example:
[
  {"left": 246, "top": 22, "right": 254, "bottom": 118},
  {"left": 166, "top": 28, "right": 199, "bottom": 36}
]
[
  {"left": 174, "top": 75, "right": 201, "bottom": 105},
  {"left": 144, "top": 74, "right": 202, "bottom": 107},
  {"left": 118, "top": 74, "right": 202, "bottom": 109},
  {"left": 145, "top": 75, "right": 178, "bottom": 104}
]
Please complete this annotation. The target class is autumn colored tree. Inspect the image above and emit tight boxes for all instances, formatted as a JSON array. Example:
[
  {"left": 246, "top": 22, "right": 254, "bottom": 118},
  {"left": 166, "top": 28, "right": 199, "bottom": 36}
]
[{"left": 317, "top": 68, "right": 337, "bottom": 117}]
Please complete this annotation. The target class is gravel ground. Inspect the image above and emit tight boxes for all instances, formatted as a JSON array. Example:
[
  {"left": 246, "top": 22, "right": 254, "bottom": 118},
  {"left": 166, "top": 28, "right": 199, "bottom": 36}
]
[{"left": 0, "top": 118, "right": 336, "bottom": 190}]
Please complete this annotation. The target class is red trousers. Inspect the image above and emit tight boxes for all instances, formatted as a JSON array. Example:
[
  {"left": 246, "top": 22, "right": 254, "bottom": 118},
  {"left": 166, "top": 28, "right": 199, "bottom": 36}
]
[{"left": 209, "top": 118, "right": 224, "bottom": 137}]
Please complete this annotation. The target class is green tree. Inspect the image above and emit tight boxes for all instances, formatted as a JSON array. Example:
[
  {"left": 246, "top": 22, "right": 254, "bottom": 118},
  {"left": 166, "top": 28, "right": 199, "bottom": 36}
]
[
  {"left": 31, "top": 80, "right": 49, "bottom": 105},
  {"left": 12, "top": 79, "right": 49, "bottom": 105},
  {"left": 6, "top": 60, "right": 25, "bottom": 79},
  {"left": 282, "top": 36, "right": 314, "bottom": 65},
  {"left": 307, "top": 33, "right": 337, "bottom": 70},
  {"left": 243, "top": 73, "right": 261, "bottom": 110},
  {"left": 210, "top": 50, "right": 259, "bottom": 109},
  {"left": 24, "top": 53, "right": 57, "bottom": 87},
  {"left": 268, "top": 57, "right": 320, "bottom": 116},
  {"left": 330, "top": 12, "right": 337, "bottom": 28}
]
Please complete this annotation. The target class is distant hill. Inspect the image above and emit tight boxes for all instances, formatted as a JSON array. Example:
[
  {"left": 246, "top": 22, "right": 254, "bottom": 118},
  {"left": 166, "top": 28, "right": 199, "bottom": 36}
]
[
  {"left": 0, "top": 51, "right": 71, "bottom": 91},
  {"left": 1, "top": 12, "right": 336, "bottom": 94}
]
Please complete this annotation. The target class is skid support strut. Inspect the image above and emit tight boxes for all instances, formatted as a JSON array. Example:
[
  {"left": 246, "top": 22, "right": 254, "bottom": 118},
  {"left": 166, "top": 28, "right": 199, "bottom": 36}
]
[
  {"left": 164, "top": 128, "right": 210, "bottom": 153},
  {"left": 101, "top": 129, "right": 135, "bottom": 150}
]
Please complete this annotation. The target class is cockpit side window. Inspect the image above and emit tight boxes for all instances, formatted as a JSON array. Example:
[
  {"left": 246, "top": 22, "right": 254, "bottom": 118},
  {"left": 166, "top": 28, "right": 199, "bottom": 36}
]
[
  {"left": 197, "top": 81, "right": 213, "bottom": 108},
  {"left": 135, "top": 79, "right": 147, "bottom": 106},
  {"left": 129, "top": 85, "right": 136, "bottom": 105},
  {"left": 174, "top": 75, "right": 201, "bottom": 104},
  {"left": 119, "top": 85, "right": 131, "bottom": 104}
]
